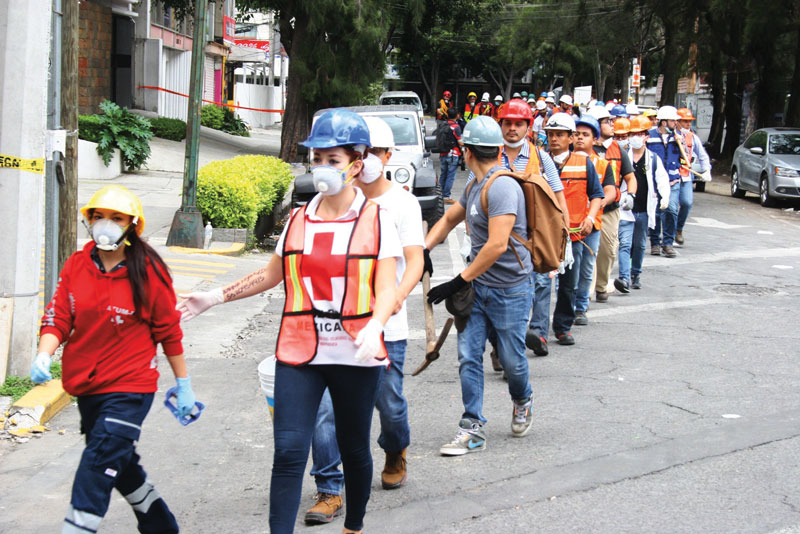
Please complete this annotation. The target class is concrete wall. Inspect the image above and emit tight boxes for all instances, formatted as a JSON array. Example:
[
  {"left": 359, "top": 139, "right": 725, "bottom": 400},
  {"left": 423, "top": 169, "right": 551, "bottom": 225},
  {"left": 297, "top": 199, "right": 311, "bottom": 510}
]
[{"left": 78, "top": 0, "right": 113, "bottom": 114}]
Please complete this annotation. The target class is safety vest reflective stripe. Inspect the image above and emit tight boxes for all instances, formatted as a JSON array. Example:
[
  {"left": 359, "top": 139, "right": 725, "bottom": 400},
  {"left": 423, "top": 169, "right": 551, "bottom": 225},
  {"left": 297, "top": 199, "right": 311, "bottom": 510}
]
[
  {"left": 561, "top": 165, "right": 587, "bottom": 174},
  {"left": 589, "top": 153, "right": 607, "bottom": 231},
  {"left": 356, "top": 258, "right": 374, "bottom": 315},
  {"left": 287, "top": 254, "right": 305, "bottom": 312}
]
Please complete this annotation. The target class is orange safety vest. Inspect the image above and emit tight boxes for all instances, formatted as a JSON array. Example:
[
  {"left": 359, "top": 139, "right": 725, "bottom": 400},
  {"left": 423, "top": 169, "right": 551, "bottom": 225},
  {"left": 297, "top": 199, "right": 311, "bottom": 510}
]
[
  {"left": 492, "top": 103, "right": 504, "bottom": 121},
  {"left": 588, "top": 152, "right": 608, "bottom": 231},
  {"left": 499, "top": 141, "right": 543, "bottom": 177},
  {"left": 603, "top": 140, "right": 623, "bottom": 201},
  {"left": 276, "top": 202, "right": 387, "bottom": 366},
  {"left": 559, "top": 152, "right": 592, "bottom": 241},
  {"left": 678, "top": 131, "right": 694, "bottom": 178},
  {"left": 464, "top": 102, "right": 478, "bottom": 121}
]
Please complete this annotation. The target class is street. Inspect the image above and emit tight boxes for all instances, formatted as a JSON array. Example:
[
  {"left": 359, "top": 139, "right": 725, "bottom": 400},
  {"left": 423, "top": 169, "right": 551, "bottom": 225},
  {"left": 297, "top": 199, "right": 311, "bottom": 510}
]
[{"left": 2, "top": 165, "right": 800, "bottom": 533}]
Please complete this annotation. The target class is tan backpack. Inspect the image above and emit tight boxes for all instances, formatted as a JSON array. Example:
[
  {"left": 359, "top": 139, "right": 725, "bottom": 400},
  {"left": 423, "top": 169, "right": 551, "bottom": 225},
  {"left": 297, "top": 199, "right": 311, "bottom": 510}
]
[{"left": 466, "top": 155, "right": 568, "bottom": 273}]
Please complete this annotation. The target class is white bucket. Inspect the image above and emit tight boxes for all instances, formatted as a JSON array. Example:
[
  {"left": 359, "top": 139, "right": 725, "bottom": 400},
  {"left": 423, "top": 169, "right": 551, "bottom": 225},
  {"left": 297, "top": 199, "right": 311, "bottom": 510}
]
[{"left": 258, "top": 355, "right": 277, "bottom": 419}]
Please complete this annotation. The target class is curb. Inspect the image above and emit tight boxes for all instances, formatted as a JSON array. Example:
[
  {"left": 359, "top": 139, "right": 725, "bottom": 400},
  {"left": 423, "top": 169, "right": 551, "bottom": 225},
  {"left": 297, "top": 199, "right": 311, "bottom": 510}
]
[
  {"left": 5, "top": 379, "right": 71, "bottom": 437},
  {"left": 169, "top": 243, "right": 246, "bottom": 257}
]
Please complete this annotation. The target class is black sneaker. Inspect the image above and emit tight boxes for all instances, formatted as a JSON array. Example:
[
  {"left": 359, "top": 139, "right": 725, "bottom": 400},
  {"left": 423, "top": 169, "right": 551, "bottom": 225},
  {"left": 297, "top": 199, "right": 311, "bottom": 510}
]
[
  {"left": 613, "top": 277, "right": 630, "bottom": 294},
  {"left": 651, "top": 245, "right": 661, "bottom": 256},
  {"left": 556, "top": 332, "right": 575, "bottom": 346},
  {"left": 662, "top": 245, "right": 677, "bottom": 258},
  {"left": 631, "top": 275, "right": 642, "bottom": 289},
  {"left": 526, "top": 329, "right": 549, "bottom": 356},
  {"left": 574, "top": 311, "right": 588, "bottom": 326}
]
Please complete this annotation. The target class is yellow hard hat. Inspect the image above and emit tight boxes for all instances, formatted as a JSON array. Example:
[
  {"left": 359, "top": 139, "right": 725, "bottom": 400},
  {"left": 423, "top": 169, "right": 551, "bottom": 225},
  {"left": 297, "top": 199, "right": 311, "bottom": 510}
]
[
  {"left": 80, "top": 185, "right": 145, "bottom": 235},
  {"left": 467, "top": 92, "right": 477, "bottom": 98},
  {"left": 641, "top": 109, "right": 657, "bottom": 117}
]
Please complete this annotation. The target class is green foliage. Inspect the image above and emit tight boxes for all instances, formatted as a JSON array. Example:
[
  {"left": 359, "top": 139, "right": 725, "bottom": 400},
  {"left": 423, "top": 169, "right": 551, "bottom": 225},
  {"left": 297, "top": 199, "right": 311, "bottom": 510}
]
[
  {"left": 197, "top": 155, "right": 294, "bottom": 229},
  {"left": 148, "top": 117, "right": 187, "bottom": 141},
  {"left": 201, "top": 104, "right": 225, "bottom": 130},
  {"left": 78, "top": 115, "right": 105, "bottom": 143},
  {"left": 94, "top": 100, "right": 153, "bottom": 170},
  {"left": 359, "top": 81, "right": 386, "bottom": 105},
  {"left": 201, "top": 105, "right": 250, "bottom": 137},
  {"left": 0, "top": 363, "right": 61, "bottom": 402}
]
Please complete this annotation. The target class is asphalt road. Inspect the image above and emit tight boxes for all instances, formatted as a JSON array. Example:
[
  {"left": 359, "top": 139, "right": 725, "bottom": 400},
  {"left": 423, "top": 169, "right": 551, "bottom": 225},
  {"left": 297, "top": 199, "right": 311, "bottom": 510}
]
[{"left": 2, "top": 164, "right": 800, "bottom": 533}]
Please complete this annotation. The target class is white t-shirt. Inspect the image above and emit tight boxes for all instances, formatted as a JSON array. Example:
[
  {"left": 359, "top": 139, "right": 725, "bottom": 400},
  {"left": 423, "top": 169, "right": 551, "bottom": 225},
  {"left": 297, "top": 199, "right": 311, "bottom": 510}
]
[
  {"left": 276, "top": 188, "right": 402, "bottom": 366},
  {"left": 370, "top": 183, "right": 424, "bottom": 341}
]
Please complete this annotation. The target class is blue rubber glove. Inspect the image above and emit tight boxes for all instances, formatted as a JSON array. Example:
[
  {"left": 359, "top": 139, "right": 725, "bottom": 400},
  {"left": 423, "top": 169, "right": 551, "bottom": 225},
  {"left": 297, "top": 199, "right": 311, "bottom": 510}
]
[
  {"left": 175, "top": 377, "right": 196, "bottom": 418},
  {"left": 31, "top": 352, "right": 53, "bottom": 384}
]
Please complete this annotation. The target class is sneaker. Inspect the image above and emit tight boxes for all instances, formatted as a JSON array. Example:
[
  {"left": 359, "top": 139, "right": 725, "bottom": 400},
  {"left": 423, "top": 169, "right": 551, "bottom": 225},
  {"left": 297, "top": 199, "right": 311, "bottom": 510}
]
[
  {"left": 613, "top": 277, "right": 630, "bottom": 294},
  {"left": 304, "top": 492, "right": 343, "bottom": 525},
  {"left": 596, "top": 290, "right": 608, "bottom": 303},
  {"left": 381, "top": 449, "right": 407, "bottom": 489},
  {"left": 651, "top": 245, "right": 661, "bottom": 256},
  {"left": 631, "top": 275, "right": 642, "bottom": 289},
  {"left": 662, "top": 245, "right": 677, "bottom": 258},
  {"left": 526, "top": 329, "right": 549, "bottom": 356},
  {"left": 490, "top": 346, "right": 503, "bottom": 372},
  {"left": 675, "top": 230, "right": 684, "bottom": 245},
  {"left": 444, "top": 198, "right": 456, "bottom": 204},
  {"left": 440, "top": 419, "right": 486, "bottom": 456},
  {"left": 556, "top": 332, "right": 575, "bottom": 346},
  {"left": 574, "top": 311, "right": 588, "bottom": 326},
  {"left": 511, "top": 398, "right": 533, "bottom": 437}
]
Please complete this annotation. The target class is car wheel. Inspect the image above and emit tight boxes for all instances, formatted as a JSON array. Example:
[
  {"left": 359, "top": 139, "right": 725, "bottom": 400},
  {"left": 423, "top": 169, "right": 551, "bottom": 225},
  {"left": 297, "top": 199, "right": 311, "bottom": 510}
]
[
  {"left": 421, "top": 183, "right": 445, "bottom": 227},
  {"left": 695, "top": 181, "right": 706, "bottom": 193},
  {"left": 760, "top": 175, "right": 776, "bottom": 207},
  {"left": 730, "top": 168, "right": 746, "bottom": 198}
]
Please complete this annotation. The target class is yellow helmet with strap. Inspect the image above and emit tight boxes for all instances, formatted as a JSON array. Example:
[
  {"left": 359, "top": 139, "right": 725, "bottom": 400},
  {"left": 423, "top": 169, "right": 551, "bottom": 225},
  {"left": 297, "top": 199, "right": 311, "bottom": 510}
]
[{"left": 80, "top": 185, "right": 145, "bottom": 235}]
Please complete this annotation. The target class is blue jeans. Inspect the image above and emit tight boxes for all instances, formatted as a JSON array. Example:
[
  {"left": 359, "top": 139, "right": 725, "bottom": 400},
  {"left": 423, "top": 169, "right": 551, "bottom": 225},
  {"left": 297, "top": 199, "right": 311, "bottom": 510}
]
[
  {"left": 531, "top": 239, "right": 584, "bottom": 336},
  {"left": 457, "top": 278, "right": 533, "bottom": 423},
  {"left": 271, "top": 363, "right": 383, "bottom": 533},
  {"left": 618, "top": 212, "right": 649, "bottom": 280},
  {"left": 574, "top": 229, "right": 601, "bottom": 313},
  {"left": 439, "top": 155, "right": 459, "bottom": 199},
  {"left": 677, "top": 180, "right": 694, "bottom": 231},
  {"left": 650, "top": 182, "right": 680, "bottom": 246},
  {"left": 310, "top": 341, "right": 410, "bottom": 494},
  {"left": 528, "top": 272, "right": 553, "bottom": 339}
]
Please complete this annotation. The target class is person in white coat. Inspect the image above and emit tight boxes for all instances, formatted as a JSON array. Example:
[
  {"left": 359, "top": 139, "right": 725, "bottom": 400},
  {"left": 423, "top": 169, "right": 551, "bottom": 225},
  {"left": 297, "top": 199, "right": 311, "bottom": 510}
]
[{"left": 616, "top": 115, "right": 670, "bottom": 290}]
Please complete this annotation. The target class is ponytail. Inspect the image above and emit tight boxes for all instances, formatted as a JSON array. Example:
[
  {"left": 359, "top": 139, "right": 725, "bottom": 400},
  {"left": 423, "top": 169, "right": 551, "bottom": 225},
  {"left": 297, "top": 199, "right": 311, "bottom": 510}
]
[{"left": 124, "top": 230, "right": 172, "bottom": 318}]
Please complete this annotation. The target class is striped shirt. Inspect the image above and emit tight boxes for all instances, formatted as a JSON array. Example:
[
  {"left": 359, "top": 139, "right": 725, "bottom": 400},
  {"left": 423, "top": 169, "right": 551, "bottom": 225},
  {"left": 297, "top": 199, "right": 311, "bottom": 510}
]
[{"left": 466, "top": 142, "right": 563, "bottom": 192}]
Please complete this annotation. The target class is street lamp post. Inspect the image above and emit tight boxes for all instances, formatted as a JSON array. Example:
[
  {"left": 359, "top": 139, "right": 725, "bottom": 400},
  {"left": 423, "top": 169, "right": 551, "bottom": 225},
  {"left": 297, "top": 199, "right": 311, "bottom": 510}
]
[{"left": 166, "top": 0, "right": 208, "bottom": 248}]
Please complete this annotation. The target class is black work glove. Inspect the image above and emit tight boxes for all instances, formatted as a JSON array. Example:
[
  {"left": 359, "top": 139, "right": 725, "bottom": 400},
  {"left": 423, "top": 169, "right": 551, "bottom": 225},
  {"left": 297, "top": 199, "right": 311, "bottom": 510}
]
[
  {"left": 421, "top": 248, "right": 434, "bottom": 280},
  {"left": 428, "top": 274, "right": 468, "bottom": 305}
]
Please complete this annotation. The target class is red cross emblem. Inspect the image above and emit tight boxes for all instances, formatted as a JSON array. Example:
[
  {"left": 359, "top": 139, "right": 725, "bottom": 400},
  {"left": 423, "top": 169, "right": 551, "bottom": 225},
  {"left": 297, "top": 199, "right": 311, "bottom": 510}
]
[{"left": 302, "top": 232, "right": 346, "bottom": 301}]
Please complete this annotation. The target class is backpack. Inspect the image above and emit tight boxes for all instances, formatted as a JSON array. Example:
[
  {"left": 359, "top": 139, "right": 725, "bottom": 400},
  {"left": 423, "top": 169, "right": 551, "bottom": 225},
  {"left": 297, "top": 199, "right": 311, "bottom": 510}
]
[
  {"left": 432, "top": 120, "right": 458, "bottom": 153},
  {"left": 465, "top": 164, "right": 568, "bottom": 273}
]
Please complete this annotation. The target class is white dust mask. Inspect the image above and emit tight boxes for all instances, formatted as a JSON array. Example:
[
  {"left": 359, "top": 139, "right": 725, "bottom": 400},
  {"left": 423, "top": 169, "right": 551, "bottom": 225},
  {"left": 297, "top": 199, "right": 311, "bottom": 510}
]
[
  {"left": 359, "top": 153, "right": 384, "bottom": 184},
  {"left": 629, "top": 136, "right": 645, "bottom": 150},
  {"left": 552, "top": 151, "right": 569, "bottom": 165},
  {"left": 617, "top": 139, "right": 629, "bottom": 149},
  {"left": 91, "top": 219, "right": 128, "bottom": 251},
  {"left": 312, "top": 163, "right": 353, "bottom": 196},
  {"left": 505, "top": 138, "right": 526, "bottom": 148}
]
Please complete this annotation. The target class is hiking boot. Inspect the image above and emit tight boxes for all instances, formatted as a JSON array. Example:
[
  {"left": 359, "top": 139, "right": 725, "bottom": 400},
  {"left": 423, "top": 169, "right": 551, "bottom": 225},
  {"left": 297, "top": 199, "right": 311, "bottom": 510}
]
[
  {"left": 596, "top": 290, "right": 608, "bottom": 303},
  {"left": 556, "top": 332, "right": 575, "bottom": 346},
  {"left": 490, "top": 346, "right": 503, "bottom": 372},
  {"left": 381, "top": 449, "right": 407, "bottom": 489},
  {"left": 613, "top": 277, "right": 630, "bottom": 294},
  {"left": 304, "top": 493, "right": 343, "bottom": 525},
  {"left": 526, "top": 329, "right": 548, "bottom": 356},
  {"left": 662, "top": 245, "right": 677, "bottom": 258},
  {"left": 511, "top": 398, "right": 534, "bottom": 437},
  {"left": 651, "top": 245, "right": 661, "bottom": 256},
  {"left": 574, "top": 311, "right": 588, "bottom": 326},
  {"left": 675, "top": 230, "right": 684, "bottom": 245},
  {"left": 631, "top": 275, "right": 642, "bottom": 289},
  {"left": 440, "top": 419, "right": 486, "bottom": 456}
]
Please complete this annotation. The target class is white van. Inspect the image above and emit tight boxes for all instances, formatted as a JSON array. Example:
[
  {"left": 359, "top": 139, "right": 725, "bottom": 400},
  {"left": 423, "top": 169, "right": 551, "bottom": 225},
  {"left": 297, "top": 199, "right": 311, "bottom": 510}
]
[{"left": 379, "top": 91, "right": 425, "bottom": 135}]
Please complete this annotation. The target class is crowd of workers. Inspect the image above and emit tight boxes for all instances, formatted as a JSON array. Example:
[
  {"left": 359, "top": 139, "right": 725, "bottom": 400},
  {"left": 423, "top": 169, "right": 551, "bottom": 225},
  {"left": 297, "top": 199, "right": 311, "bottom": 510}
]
[{"left": 31, "top": 85, "right": 713, "bottom": 533}]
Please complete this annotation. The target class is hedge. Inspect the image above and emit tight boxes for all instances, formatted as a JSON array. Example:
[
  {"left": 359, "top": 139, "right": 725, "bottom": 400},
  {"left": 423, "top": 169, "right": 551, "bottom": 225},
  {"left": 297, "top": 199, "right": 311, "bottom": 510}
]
[
  {"left": 149, "top": 117, "right": 187, "bottom": 141},
  {"left": 78, "top": 115, "right": 105, "bottom": 143},
  {"left": 197, "top": 155, "right": 294, "bottom": 230}
]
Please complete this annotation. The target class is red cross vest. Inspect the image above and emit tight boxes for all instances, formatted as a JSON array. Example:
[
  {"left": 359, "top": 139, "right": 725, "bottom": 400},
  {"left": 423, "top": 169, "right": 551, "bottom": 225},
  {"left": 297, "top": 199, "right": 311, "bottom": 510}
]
[
  {"left": 603, "top": 140, "right": 623, "bottom": 202},
  {"left": 559, "top": 152, "right": 592, "bottom": 242},
  {"left": 276, "top": 201, "right": 387, "bottom": 366}
]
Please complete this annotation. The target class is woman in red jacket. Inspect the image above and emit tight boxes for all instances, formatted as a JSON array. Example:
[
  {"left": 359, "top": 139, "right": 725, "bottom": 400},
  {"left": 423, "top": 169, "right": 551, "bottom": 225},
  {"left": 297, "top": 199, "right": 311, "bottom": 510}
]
[{"left": 31, "top": 185, "right": 197, "bottom": 534}]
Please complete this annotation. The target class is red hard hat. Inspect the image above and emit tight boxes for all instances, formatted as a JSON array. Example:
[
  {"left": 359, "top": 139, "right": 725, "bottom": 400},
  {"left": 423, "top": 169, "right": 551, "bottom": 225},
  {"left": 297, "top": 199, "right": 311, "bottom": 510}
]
[
  {"left": 677, "top": 107, "right": 695, "bottom": 121},
  {"left": 443, "top": 90, "right": 452, "bottom": 98},
  {"left": 498, "top": 99, "right": 533, "bottom": 122}
]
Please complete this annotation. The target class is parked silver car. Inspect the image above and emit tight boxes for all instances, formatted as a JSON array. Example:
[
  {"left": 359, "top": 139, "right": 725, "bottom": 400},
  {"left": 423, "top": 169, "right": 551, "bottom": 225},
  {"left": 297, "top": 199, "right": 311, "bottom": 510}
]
[{"left": 731, "top": 128, "right": 800, "bottom": 207}]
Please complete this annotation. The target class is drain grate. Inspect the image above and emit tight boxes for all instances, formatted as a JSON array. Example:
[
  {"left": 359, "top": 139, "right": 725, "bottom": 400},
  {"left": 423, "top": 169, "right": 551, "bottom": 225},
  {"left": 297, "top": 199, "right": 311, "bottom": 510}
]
[{"left": 712, "top": 283, "right": 778, "bottom": 296}]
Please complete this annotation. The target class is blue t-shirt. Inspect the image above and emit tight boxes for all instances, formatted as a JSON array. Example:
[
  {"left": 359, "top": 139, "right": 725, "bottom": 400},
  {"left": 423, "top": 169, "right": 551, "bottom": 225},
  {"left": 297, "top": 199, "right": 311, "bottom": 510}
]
[{"left": 459, "top": 165, "right": 532, "bottom": 287}]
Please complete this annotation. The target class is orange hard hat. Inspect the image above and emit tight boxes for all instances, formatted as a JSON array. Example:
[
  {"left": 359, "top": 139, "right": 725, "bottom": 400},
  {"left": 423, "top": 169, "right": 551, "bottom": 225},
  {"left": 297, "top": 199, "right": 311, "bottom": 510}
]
[
  {"left": 498, "top": 98, "right": 534, "bottom": 122},
  {"left": 613, "top": 117, "right": 631, "bottom": 135},
  {"left": 677, "top": 107, "right": 695, "bottom": 121},
  {"left": 628, "top": 115, "right": 651, "bottom": 133}
]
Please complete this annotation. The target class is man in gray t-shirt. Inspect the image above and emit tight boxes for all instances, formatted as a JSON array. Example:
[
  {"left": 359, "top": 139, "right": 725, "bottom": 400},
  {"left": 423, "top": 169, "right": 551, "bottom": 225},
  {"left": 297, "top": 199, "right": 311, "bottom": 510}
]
[{"left": 423, "top": 116, "right": 535, "bottom": 457}]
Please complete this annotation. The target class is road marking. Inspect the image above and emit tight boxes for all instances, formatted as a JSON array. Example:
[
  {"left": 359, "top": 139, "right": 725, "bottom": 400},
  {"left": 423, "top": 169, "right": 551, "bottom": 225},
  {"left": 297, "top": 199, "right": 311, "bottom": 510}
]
[
  {"left": 168, "top": 265, "right": 228, "bottom": 275},
  {"left": 757, "top": 230, "right": 774, "bottom": 235},
  {"left": 447, "top": 232, "right": 465, "bottom": 276},
  {"left": 685, "top": 217, "right": 749, "bottom": 229},
  {"left": 589, "top": 297, "right": 730, "bottom": 318},
  {"left": 166, "top": 258, "right": 236, "bottom": 268},
  {"left": 646, "top": 246, "right": 800, "bottom": 267},
  {"left": 170, "top": 271, "right": 217, "bottom": 278},
  {"left": 772, "top": 265, "right": 794, "bottom": 270}
]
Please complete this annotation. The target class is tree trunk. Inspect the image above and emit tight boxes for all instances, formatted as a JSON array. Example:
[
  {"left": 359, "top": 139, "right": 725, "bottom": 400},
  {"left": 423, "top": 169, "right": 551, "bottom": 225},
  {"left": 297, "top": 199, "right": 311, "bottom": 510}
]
[
  {"left": 659, "top": 18, "right": 679, "bottom": 106},
  {"left": 784, "top": 26, "right": 800, "bottom": 126},
  {"left": 620, "top": 58, "right": 631, "bottom": 104},
  {"left": 707, "top": 43, "right": 725, "bottom": 158},
  {"left": 721, "top": 68, "right": 743, "bottom": 159},
  {"left": 279, "top": 23, "right": 309, "bottom": 162}
]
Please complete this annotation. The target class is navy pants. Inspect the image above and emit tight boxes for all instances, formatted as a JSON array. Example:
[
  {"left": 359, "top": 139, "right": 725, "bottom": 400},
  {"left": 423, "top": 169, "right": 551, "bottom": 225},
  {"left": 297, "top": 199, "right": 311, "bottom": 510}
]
[{"left": 64, "top": 393, "right": 178, "bottom": 534}]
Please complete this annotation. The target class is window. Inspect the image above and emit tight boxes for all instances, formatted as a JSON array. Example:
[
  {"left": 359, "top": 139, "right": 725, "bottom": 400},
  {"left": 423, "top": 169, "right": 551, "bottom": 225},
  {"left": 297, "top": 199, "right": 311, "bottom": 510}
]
[
  {"left": 364, "top": 114, "right": 418, "bottom": 146},
  {"left": 769, "top": 133, "right": 800, "bottom": 155},
  {"left": 743, "top": 131, "right": 766, "bottom": 151},
  {"left": 150, "top": 4, "right": 193, "bottom": 36}
]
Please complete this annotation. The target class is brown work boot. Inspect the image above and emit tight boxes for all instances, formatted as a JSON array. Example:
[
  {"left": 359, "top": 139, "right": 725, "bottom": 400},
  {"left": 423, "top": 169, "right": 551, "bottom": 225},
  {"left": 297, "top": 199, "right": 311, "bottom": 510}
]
[
  {"left": 490, "top": 346, "right": 503, "bottom": 372},
  {"left": 304, "top": 492, "right": 342, "bottom": 525},
  {"left": 381, "top": 449, "right": 407, "bottom": 489},
  {"left": 595, "top": 290, "right": 608, "bottom": 303}
]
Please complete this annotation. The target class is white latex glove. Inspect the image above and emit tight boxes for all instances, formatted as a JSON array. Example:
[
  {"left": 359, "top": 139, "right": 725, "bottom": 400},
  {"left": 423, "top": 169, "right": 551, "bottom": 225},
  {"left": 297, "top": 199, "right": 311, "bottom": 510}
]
[
  {"left": 700, "top": 169, "right": 711, "bottom": 181},
  {"left": 659, "top": 197, "right": 669, "bottom": 211},
  {"left": 176, "top": 287, "right": 224, "bottom": 321},
  {"left": 557, "top": 242, "right": 575, "bottom": 275},
  {"left": 354, "top": 319, "right": 384, "bottom": 363},
  {"left": 30, "top": 352, "right": 53, "bottom": 384},
  {"left": 620, "top": 192, "right": 634, "bottom": 211}
]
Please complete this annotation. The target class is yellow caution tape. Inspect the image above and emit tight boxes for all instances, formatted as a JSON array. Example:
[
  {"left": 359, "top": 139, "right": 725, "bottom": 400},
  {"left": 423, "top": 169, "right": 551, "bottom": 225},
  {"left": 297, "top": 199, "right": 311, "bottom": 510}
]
[{"left": 0, "top": 153, "right": 45, "bottom": 174}]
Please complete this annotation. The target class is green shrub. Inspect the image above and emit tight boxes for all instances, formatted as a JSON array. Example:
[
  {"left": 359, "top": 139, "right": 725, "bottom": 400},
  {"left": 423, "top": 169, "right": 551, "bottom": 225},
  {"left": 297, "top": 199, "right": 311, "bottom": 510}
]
[
  {"left": 0, "top": 362, "right": 61, "bottom": 401},
  {"left": 197, "top": 155, "right": 294, "bottom": 229},
  {"left": 78, "top": 115, "right": 105, "bottom": 143},
  {"left": 90, "top": 100, "right": 153, "bottom": 170},
  {"left": 201, "top": 104, "right": 225, "bottom": 130},
  {"left": 149, "top": 117, "right": 187, "bottom": 141}
]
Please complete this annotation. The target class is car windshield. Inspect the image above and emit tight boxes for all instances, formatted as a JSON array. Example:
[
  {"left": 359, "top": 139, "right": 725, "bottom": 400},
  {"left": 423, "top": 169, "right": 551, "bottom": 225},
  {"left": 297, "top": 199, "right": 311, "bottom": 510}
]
[
  {"left": 364, "top": 114, "right": 418, "bottom": 146},
  {"left": 381, "top": 97, "right": 422, "bottom": 111},
  {"left": 769, "top": 134, "right": 800, "bottom": 155}
]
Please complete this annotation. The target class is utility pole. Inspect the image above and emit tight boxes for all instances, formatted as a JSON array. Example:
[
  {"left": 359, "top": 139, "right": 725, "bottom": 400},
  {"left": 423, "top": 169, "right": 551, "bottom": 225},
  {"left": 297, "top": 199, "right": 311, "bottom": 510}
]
[
  {"left": 166, "top": 0, "right": 208, "bottom": 248},
  {"left": 44, "top": 0, "right": 63, "bottom": 306},
  {"left": 59, "top": 0, "right": 78, "bottom": 270},
  {"left": 0, "top": 0, "right": 52, "bottom": 380}
]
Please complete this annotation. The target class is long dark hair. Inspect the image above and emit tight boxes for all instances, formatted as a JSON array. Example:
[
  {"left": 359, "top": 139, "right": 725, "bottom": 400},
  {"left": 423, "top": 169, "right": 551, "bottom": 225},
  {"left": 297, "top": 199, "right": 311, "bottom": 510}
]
[{"left": 124, "top": 229, "right": 172, "bottom": 318}]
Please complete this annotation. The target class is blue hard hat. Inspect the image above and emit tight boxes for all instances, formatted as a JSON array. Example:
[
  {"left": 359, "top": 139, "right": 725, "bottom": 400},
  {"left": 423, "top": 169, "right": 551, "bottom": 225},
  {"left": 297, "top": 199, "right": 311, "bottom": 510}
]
[
  {"left": 301, "top": 108, "right": 372, "bottom": 149},
  {"left": 575, "top": 114, "right": 600, "bottom": 138},
  {"left": 540, "top": 92, "right": 548, "bottom": 98},
  {"left": 594, "top": 100, "right": 606, "bottom": 107},
  {"left": 610, "top": 104, "right": 629, "bottom": 118}
]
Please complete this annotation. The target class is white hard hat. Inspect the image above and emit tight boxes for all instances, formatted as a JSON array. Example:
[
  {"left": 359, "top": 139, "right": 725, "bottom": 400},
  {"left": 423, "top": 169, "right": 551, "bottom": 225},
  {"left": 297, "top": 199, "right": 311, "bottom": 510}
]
[
  {"left": 626, "top": 103, "right": 640, "bottom": 115},
  {"left": 547, "top": 91, "right": 556, "bottom": 98},
  {"left": 481, "top": 92, "right": 490, "bottom": 102},
  {"left": 586, "top": 106, "right": 611, "bottom": 121},
  {"left": 545, "top": 96, "right": 555, "bottom": 104},
  {"left": 535, "top": 100, "right": 546, "bottom": 111},
  {"left": 362, "top": 116, "right": 395, "bottom": 150},
  {"left": 494, "top": 94, "right": 503, "bottom": 101},
  {"left": 527, "top": 97, "right": 536, "bottom": 103},
  {"left": 559, "top": 94, "right": 573, "bottom": 106},
  {"left": 656, "top": 105, "right": 680, "bottom": 121},
  {"left": 588, "top": 99, "right": 597, "bottom": 108},
  {"left": 605, "top": 101, "right": 615, "bottom": 111},
  {"left": 512, "top": 92, "right": 522, "bottom": 99},
  {"left": 544, "top": 112, "right": 576, "bottom": 132}
]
